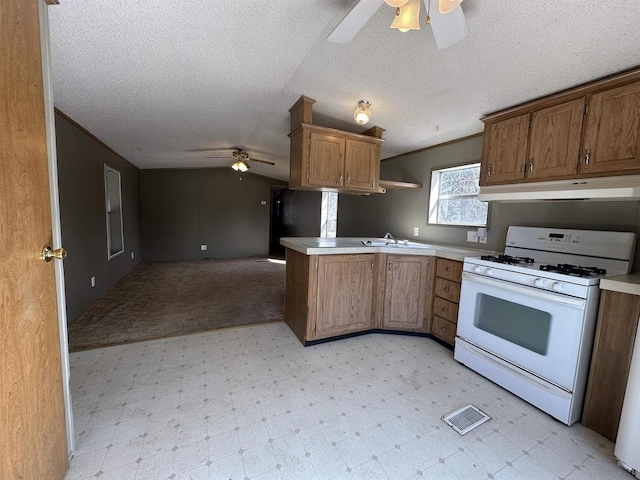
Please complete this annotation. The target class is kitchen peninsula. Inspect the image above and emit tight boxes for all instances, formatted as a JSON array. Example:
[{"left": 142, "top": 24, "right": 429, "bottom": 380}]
[{"left": 281, "top": 237, "right": 493, "bottom": 346}]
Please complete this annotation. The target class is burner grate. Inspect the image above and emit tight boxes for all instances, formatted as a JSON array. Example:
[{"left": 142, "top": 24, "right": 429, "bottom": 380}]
[
  {"left": 480, "top": 255, "right": 535, "bottom": 265},
  {"left": 539, "top": 263, "right": 607, "bottom": 277}
]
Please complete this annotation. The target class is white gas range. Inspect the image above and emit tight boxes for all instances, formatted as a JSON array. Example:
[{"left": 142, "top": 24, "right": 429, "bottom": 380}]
[{"left": 454, "top": 227, "right": 636, "bottom": 425}]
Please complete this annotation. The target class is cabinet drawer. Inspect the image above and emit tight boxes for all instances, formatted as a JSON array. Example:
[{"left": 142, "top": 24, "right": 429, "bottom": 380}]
[
  {"left": 432, "top": 315, "right": 457, "bottom": 345},
  {"left": 434, "top": 277, "right": 461, "bottom": 303},
  {"left": 433, "top": 296, "right": 459, "bottom": 323},
  {"left": 436, "top": 258, "right": 463, "bottom": 283}
]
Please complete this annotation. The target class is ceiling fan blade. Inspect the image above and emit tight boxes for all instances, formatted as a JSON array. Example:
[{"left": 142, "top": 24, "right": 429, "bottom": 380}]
[
  {"left": 426, "top": 0, "right": 469, "bottom": 50},
  {"left": 248, "top": 158, "right": 276, "bottom": 166},
  {"left": 327, "top": 0, "right": 385, "bottom": 44}
]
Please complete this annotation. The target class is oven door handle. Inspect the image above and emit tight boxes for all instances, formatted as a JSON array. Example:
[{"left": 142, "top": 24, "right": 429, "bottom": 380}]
[{"left": 462, "top": 272, "right": 586, "bottom": 309}]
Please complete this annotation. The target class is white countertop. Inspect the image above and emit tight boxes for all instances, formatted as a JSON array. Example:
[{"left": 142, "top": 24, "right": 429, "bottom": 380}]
[
  {"left": 600, "top": 274, "right": 640, "bottom": 296},
  {"left": 280, "top": 237, "right": 497, "bottom": 262}
]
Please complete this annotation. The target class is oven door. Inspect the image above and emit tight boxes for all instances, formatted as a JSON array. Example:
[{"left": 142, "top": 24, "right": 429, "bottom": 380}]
[{"left": 456, "top": 272, "right": 587, "bottom": 391}]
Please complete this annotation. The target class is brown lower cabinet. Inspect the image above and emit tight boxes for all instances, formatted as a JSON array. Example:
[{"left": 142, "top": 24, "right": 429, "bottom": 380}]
[
  {"left": 431, "top": 258, "right": 463, "bottom": 346},
  {"left": 382, "top": 255, "right": 434, "bottom": 332},
  {"left": 582, "top": 290, "right": 640, "bottom": 441},
  {"left": 284, "top": 249, "right": 438, "bottom": 344}
]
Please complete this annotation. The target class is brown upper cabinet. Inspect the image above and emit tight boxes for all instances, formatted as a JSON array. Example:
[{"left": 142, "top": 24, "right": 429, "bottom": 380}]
[
  {"left": 289, "top": 96, "right": 383, "bottom": 194},
  {"left": 480, "top": 69, "right": 640, "bottom": 186}
]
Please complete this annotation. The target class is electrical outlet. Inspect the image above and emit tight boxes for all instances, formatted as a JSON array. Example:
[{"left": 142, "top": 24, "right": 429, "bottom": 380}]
[
  {"left": 200, "top": 244, "right": 207, "bottom": 251},
  {"left": 131, "top": 252, "right": 135, "bottom": 259},
  {"left": 413, "top": 227, "right": 419, "bottom": 236},
  {"left": 260, "top": 200, "right": 267, "bottom": 205},
  {"left": 479, "top": 236, "right": 487, "bottom": 244},
  {"left": 467, "top": 231, "right": 479, "bottom": 243},
  {"left": 91, "top": 276, "right": 96, "bottom": 288}
]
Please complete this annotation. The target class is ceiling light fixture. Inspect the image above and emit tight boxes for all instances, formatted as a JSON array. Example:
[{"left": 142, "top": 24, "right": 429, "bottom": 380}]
[
  {"left": 384, "top": 0, "right": 409, "bottom": 7},
  {"left": 354, "top": 100, "right": 372, "bottom": 125},
  {"left": 231, "top": 159, "right": 249, "bottom": 172},
  {"left": 390, "top": 0, "right": 421, "bottom": 32},
  {"left": 439, "top": 0, "right": 463, "bottom": 14}
]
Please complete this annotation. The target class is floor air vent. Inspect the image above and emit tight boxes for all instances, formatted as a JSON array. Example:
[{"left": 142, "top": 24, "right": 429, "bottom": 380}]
[{"left": 442, "top": 405, "right": 491, "bottom": 435}]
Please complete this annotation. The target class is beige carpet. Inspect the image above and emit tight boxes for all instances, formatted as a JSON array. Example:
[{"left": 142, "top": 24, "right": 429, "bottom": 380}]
[{"left": 67, "top": 258, "right": 285, "bottom": 351}]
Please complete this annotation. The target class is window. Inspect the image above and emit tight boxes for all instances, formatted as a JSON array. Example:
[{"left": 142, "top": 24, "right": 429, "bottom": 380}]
[
  {"left": 320, "top": 192, "right": 338, "bottom": 238},
  {"left": 104, "top": 165, "right": 125, "bottom": 259},
  {"left": 428, "top": 163, "right": 488, "bottom": 226}
]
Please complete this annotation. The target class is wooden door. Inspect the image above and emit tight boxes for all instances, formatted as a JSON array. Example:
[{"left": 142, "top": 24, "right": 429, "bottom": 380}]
[
  {"left": 382, "top": 256, "right": 429, "bottom": 332},
  {"left": 582, "top": 82, "right": 640, "bottom": 174},
  {"left": 344, "top": 139, "right": 378, "bottom": 191},
  {"left": 1, "top": 1, "right": 68, "bottom": 479},
  {"left": 480, "top": 113, "right": 529, "bottom": 185},
  {"left": 308, "top": 131, "right": 345, "bottom": 187},
  {"left": 528, "top": 98, "right": 585, "bottom": 180},
  {"left": 315, "top": 255, "right": 374, "bottom": 338}
]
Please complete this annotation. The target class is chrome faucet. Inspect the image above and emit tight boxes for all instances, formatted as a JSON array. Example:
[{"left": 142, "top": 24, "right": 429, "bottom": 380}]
[{"left": 383, "top": 232, "right": 398, "bottom": 244}]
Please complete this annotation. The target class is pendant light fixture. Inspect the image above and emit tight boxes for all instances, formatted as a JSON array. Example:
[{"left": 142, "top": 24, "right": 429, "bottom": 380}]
[
  {"left": 354, "top": 100, "right": 372, "bottom": 125},
  {"left": 439, "top": 0, "right": 463, "bottom": 14},
  {"left": 390, "top": 0, "right": 421, "bottom": 32}
]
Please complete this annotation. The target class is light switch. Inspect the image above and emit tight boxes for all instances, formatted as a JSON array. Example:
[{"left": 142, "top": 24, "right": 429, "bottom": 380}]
[
  {"left": 91, "top": 276, "right": 96, "bottom": 288},
  {"left": 200, "top": 245, "right": 207, "bottom": 251}
]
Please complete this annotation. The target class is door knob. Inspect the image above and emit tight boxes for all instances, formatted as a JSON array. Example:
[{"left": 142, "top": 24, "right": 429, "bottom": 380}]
[{"left": 41, "top": 245, "right": 67, "bottom": 262}]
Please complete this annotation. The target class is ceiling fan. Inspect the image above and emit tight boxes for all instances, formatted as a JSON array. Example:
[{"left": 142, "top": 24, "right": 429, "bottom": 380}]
[
  {"left": 328, "top": 0, "right": 469, "bottom": 50},
  {"left": 203, "top": 148, "right": 276, "bottom": 172}
]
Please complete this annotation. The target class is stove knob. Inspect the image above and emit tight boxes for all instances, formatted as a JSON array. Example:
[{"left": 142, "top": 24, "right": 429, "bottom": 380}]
[
  {"left": 486, "top": 268, "right": 494, "bottom": 276},
  {"left": 534, "top": 278, "right": 546, "bottom": 288},
  {"left": 473, "top": 266, "right": 484, "bottom": 274},
  {"left": 552, "top": 282, "right": 565, "bottom": 292}
]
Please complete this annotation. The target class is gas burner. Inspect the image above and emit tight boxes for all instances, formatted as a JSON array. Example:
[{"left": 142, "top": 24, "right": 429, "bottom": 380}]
[
  {"left": 480, "top": 255, "right": 535, "bottom": 265},
  {"left": 539, "top": 263, "right": 607, "bottom": 277}
]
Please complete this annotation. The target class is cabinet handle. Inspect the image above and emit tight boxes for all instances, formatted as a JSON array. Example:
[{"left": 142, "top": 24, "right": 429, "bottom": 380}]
[
  {"left": 340, "top": 173, "right": 343, "bottom": 184},
  {"left": 529, "top": 158, "right": 534, "bottom": 173},
  {"left": 347, "top": 175, "right": 351, "bottom": 183},
  {"left": 446, "top": 266, "right": 451, "bottom": 272},
  {"left": 444, "top": 286, "right": 450, "bottom": 292},
  {"left": 388, "top": 260, "right": 392, "bottom": 273},
  {"left": 371, "top": 259, "right": 374, "bottom": 270},
  {"left": 487, "top": 164, "right": 492, "bottom": 179},
  {"left": 585, "top": 149, "right": 590, "bottom": 167},
  {"left": 441, "top": 327, "right": 446, "bottom": 332}
]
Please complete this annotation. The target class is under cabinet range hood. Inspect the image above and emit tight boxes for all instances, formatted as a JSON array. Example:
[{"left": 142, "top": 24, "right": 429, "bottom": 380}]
[{"left": 478, "top": 175, "right": 640, "bottom": 202}]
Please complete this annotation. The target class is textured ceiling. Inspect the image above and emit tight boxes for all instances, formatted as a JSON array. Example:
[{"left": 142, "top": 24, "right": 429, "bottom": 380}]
[{"left": 49, "top": 1, "right": 640, "bottom": 181}]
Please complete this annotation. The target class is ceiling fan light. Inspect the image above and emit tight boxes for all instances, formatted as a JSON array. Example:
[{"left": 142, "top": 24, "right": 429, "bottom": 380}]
[
  {"left": 439, "top": 0, "right": 462, "bottom": 14},
  {"left": 232, "top": 160, "right": 249, "bottom": 172},
  {"left": 384, "top": 0, "right": 409, "bottom": 6},
  {"left": 354, "top": 100, "right": 372, "bottom": 125},
  {"left": 390, "top": 0, "right": 421, "bottom": 32}
]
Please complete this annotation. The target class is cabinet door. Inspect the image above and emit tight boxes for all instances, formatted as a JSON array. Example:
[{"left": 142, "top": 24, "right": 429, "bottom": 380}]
[
  {"left": 344, "top": 139, "right": 379, "bottom": 191},
  {"left": 315, "top": 254, "right": 374, "bottom": 338},
  {"left": 480, "top": 113, "right": 530, "bottom": 185},
  {"left": 528, "top": 98, "right": 585, "bottom": 180},
  {"left": 382, "top": 255, "right": 429, "bottom": 331},
  {"left": 582, "top": 82, "right": 640, "bottom": 174},
  {"left": 308, "top": 132, "right": 345, "bottom": 187}
]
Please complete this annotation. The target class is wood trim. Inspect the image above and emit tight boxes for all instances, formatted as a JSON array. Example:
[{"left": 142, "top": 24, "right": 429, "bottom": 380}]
[
  {"left": 381, "top": 133, "right": 483, "bottom": 162},
  {"left": 289, "top": 123, "right": 384, "bottom": 144},
  {"left": 289, "top": 95, "right": 316, "bottom": 132},
  {"left": 361, "top": 126, "right": 385, "bottom": 139},
  {"left": 481, "top": 66, "right": 640, "bottom": 123},
  {"left": 54, "top": 108, "right": 139, "bottom": 169},
  {"left": 378, "top": 180, "right": 422, "bottom": 190}
]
